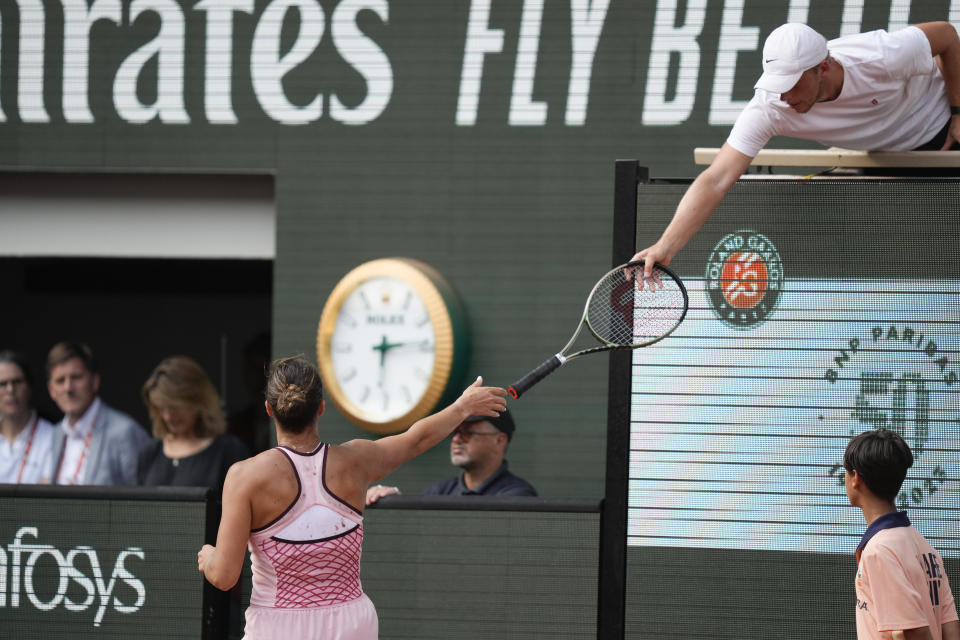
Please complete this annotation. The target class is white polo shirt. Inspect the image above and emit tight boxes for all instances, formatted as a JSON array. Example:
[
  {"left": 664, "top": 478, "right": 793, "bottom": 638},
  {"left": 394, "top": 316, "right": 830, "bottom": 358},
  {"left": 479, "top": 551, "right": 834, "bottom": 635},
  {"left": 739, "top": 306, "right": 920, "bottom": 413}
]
[
  {"left": 0, "top": 412, "right": 55, "bottom": 483},
  {"left": 728, "top": 26, "right": 949, "bottom": 156}
]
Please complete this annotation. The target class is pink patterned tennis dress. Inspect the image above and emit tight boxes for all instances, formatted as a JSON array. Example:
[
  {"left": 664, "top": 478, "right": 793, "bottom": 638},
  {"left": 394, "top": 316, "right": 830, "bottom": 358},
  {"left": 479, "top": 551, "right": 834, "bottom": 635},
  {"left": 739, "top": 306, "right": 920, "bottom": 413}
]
[{"left": 244, "top": 443, "right": 378, "bottom": 639}]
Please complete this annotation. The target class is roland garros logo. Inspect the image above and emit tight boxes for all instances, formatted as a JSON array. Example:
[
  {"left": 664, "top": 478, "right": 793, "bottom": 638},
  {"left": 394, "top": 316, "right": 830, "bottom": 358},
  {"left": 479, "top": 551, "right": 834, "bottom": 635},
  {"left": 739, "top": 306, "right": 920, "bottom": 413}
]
[
  {"left": 705, "top": 230, "right": 783, "bottom": 329},
  {"left": 824, "top": 325, "right": 955, "bottom": 508}
]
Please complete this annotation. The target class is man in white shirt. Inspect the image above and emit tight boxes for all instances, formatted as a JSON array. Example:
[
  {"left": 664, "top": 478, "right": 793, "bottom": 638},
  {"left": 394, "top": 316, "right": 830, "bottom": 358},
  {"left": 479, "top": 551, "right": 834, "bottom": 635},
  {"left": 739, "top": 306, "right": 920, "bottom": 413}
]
[
  {"left": 631, "top": 22, "right": 960, "bottom": 280},
  {"left": 45, "top": 342, "right": 148, "bottom": 485},
  {"left": 0, "top": 350, "right": 55, "bottom": 483}
]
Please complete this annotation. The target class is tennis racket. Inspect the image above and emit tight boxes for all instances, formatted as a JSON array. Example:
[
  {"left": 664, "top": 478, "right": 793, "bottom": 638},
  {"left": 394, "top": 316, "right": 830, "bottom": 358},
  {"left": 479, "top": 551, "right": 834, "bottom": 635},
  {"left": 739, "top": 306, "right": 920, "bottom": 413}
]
[{"left": 507, "top": 260, "right": 688, "bottom": 399}]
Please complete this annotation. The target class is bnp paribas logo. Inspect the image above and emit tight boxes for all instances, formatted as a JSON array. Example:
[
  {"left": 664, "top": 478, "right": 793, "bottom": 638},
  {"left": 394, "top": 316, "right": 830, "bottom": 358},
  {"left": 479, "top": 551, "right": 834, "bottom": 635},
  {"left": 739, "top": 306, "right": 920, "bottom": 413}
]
[
  {"left": 824, "top": 325, "right": 956, "bottom": 508},
  {"left": 705, "top": 230, "right": 783, "bottom": 329}
]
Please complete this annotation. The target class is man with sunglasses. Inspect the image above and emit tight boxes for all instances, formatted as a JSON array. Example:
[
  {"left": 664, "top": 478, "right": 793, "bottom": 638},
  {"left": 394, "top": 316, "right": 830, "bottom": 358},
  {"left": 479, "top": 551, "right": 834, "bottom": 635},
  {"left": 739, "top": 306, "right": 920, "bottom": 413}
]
[{"left": 365, "top": 409, "right": 536, "bottom": 504}]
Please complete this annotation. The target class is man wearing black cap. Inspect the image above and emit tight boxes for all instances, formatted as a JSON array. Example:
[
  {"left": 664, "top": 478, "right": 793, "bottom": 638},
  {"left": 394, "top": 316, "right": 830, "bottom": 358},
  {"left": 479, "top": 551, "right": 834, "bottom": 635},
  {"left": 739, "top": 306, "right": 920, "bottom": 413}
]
[{"left": 365, "top": 409, "right": 536, "bottom": 504}]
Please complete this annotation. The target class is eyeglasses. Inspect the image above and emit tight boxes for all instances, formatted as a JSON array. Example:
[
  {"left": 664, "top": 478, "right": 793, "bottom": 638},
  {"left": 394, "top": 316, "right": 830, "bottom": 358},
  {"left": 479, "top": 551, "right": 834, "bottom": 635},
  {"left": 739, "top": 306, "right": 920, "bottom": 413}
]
[
  {"left": 0, "top": 377, "right": 26, "bottom": 391},
  {"left": 452, "top": 426, "right": 500, "bottom": 442}
]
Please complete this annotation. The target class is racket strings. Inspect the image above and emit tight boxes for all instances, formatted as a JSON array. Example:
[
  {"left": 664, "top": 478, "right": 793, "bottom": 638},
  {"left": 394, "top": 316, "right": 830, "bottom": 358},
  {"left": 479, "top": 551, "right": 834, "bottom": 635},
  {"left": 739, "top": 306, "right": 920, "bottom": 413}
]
[{"left": 587, "top": 266, "right": 686, "bottom": 346}]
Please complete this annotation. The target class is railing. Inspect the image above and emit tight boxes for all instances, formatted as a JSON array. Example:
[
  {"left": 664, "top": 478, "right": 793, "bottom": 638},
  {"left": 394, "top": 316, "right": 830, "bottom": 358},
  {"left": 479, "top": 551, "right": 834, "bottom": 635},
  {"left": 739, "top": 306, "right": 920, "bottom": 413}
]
[
  {"left": 0, "top": 487, "right": 603, "bottom": 639},
  {"left": 694, "top": 146, "right": 960, "bottom": 168},
  {"left": 0, "top": 484, "right": 225, "bottom": 639}
]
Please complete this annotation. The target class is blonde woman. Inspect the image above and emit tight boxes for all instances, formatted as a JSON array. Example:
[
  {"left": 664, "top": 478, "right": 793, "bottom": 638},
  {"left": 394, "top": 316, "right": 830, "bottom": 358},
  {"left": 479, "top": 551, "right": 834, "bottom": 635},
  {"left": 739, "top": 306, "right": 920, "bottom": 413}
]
[
  {"left": 138, "top": 355, "right": 249, "bottom": 491},
  {"left": 198, "top": 356, "right": 507, "bottom": 639}
]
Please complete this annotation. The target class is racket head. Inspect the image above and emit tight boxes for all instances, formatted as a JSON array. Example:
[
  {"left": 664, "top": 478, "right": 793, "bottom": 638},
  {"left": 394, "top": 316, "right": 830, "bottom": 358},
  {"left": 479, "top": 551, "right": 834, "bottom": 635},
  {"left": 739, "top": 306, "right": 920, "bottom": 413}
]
[{"left": 583, "top": 260, "right": 688, "bottom": 348}]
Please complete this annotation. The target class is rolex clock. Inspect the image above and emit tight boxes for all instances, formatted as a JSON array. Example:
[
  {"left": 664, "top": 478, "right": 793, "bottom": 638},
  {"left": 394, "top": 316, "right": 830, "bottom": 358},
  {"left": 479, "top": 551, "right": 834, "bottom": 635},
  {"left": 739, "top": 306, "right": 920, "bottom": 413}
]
[{"left": 317, "top": 258, "right": 470, "bottom": 434}]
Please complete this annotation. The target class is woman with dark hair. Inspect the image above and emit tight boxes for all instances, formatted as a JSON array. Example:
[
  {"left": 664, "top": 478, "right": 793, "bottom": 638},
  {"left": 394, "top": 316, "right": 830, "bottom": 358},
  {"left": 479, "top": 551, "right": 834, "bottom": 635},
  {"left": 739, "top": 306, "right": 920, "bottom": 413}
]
[
  {"left": 138, "top": 355, "right": 249, "bottom": 491},
  {"left": 198, "top": 356, "right": 506, "bottom": 639},
  {"left": 0, "top": 350, "right": 55, "bottom": 483}
]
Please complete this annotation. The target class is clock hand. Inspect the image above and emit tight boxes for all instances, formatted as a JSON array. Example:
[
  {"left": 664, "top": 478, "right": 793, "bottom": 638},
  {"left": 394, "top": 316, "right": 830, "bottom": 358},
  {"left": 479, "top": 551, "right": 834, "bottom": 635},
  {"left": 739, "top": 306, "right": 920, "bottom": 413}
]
[
  {"left": 372, "top": 336, "right": 391, "bottom": 388},
  {"left": 400, "top": 339, "right": 433, "bottom": 350},
  {"left": 371, "top": 335, "right": 408, "bottom": 365},
  {"left": 383, "top": 339, "right": 433, "bottom": 350},
  {"left": 372, "top": 337, "right": 432, "bottom": 360},
  {"left": 372, "top": 335, "right": 390, "bottom": 368},
  {"left": 372, "top": 337, "right": 433, "bottom": 389}
]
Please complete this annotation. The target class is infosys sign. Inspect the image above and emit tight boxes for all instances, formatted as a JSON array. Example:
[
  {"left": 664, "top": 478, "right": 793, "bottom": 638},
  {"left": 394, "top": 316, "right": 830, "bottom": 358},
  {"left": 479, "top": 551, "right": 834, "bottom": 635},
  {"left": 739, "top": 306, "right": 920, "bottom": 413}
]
[
  {"left": 0, "top": 527, "right": 145, "bottom": 627},
  {"left": 0, "top": 0, "right": 957, "bottom": 128},
  {"left": 0, "top": 494, "right": 209, "bottom": 639}
]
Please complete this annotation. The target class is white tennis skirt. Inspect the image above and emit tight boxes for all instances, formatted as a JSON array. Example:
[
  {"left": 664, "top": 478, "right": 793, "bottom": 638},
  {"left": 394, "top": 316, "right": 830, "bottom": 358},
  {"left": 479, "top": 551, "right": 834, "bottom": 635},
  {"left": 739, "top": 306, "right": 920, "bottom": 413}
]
[{"left": 243, "top": 594, "right": 378, "bottom": 639}]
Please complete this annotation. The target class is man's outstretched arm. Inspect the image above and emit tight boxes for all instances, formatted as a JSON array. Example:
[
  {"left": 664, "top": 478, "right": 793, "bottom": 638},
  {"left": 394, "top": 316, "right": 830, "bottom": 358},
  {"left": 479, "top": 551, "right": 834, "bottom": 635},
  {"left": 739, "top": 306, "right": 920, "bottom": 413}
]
[{"left": 631, "top": 143, "right": 753, "bottom": 278}]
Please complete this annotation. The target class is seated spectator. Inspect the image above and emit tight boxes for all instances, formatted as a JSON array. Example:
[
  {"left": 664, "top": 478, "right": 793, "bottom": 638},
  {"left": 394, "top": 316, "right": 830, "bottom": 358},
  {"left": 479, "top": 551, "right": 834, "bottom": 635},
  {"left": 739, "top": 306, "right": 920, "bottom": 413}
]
[
  {"left": 46, "top": 341, "right": 149, "bottom": 485},
  {"left": 365, "top": 409, "right": 536, "bottom": 504},
  {"left": 138, "top": 355, "right": 249, "bottom": 492},
  {"left": 0, "top": 350, "right": 56, "bottom": 484}
]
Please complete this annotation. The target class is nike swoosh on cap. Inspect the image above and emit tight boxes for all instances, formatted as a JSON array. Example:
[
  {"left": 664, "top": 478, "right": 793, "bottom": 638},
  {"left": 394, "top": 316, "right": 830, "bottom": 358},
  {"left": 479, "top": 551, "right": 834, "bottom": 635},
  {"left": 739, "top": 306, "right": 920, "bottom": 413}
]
[{"left": 765, "top": 58, "right": 778, "bottom": 63}]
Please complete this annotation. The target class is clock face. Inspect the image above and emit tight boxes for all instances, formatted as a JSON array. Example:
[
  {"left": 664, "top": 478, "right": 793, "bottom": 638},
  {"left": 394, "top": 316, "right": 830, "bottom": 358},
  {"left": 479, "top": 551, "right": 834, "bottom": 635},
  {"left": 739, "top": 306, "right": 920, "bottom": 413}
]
[
  {"left": 318, "top": 258, "right": 467, "bottom": 434},
  {"left": 330, "top": 276, "right": 436, "bottom": 422}
]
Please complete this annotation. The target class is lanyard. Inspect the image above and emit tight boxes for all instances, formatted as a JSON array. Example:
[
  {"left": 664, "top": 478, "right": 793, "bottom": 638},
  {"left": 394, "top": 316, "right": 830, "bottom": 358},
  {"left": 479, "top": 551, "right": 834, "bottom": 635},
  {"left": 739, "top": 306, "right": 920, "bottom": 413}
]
[
  {"left": 66, "top": 428, "right": 95, "bottom": 485},
  {"left": 15, "top": 414, "right": 40, "bottom": 483},
  {"left": 56, "top": 409, "right": 97, "bottom": 485}
]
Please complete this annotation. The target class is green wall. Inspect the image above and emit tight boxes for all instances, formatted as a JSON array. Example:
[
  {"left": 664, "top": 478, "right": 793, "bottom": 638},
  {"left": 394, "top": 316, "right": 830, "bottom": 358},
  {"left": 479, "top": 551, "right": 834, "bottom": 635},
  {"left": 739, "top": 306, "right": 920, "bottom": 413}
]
[
  {"left": 2, "top": 1, "right": 957, "bottom": 497},
  {"left": 0, "top": 488, "right": 212, "bottom": 639},
  {"left": 362, "top": 503, "right": 600, "bottom": 639}
]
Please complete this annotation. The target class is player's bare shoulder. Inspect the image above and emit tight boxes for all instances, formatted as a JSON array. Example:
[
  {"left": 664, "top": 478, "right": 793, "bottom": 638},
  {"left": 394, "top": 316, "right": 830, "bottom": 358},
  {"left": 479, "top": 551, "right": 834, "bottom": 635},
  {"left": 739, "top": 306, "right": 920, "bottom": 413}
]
[
  {"left": 327, "top": 439, "right": 368, "bottom": 467},
  {"left": 335, "top": 438, "right": 378, "bottom": 456},
  {"left": 327, "top": 439, "right": 378, "bottom": 479},
  {"left": 225, "top": 448, "right": 292, "bottom": 491}
]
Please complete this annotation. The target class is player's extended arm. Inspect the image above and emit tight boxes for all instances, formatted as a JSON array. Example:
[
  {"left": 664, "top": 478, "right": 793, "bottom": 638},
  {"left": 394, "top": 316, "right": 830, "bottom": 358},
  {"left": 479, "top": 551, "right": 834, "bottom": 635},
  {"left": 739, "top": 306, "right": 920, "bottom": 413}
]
[
  {"left": 916, "top": 22, "right": 960, "bottom": 149},
  {"left": 347, "top": 377, "right": 506, "bottom": 485},
  {"left": 631, "top": 143, "right": 754, "bottom": 278}
]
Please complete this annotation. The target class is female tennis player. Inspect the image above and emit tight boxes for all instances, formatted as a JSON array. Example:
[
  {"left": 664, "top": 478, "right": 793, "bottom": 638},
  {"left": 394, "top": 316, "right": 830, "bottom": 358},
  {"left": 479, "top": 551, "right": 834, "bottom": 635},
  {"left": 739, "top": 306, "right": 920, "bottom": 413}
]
[{"left": 197, "top": 356, "right": 507, "bottom": 639}]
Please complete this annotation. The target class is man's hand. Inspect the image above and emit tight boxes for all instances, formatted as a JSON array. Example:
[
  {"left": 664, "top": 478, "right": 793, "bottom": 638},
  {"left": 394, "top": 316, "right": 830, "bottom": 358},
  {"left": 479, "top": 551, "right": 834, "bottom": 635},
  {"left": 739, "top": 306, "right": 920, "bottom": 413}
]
[
  {"left": 941, "top": 114, "right": 959, "bottom": 150},
  {"left": 366, "top": 484, "right": 401, "bottom": 505},
  {"left": 626, "top": 143, "right": 754, "bottom": 288},
  {"left": 627, "top": 244, "right": 673, "bottom": 289}
]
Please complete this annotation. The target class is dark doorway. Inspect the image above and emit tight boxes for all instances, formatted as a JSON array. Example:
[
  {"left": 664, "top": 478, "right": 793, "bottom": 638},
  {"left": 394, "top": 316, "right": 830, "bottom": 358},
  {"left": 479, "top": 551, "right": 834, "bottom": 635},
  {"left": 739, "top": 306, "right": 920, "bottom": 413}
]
[{"left": 1, "top": 257, "right": 273, "bottom": 453}]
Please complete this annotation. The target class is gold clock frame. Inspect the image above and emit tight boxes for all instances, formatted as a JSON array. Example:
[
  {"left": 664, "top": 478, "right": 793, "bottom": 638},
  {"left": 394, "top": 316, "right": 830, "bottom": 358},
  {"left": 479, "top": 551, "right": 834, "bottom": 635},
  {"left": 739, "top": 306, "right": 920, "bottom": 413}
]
[{"left": 317, "top": 258, "right": 462, "bottom": 434}]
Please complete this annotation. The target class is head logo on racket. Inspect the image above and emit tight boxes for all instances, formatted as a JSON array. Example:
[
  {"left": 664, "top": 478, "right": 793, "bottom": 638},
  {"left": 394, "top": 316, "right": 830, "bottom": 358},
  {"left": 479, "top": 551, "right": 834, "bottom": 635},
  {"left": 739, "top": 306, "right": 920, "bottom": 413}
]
[
  {"left": 507, "top": 261, "right": 688, "bottom": 399},
  {"left": 705, "top": 230, "right": 783, "bottom": 330}
]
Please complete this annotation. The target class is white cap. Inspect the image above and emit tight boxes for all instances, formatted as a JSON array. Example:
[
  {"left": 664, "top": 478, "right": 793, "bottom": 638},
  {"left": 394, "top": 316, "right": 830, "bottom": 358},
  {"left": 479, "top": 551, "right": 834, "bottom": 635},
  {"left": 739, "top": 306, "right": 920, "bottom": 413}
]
[{"left": 754, "top": 23, "right": 828, "bottom": 93}]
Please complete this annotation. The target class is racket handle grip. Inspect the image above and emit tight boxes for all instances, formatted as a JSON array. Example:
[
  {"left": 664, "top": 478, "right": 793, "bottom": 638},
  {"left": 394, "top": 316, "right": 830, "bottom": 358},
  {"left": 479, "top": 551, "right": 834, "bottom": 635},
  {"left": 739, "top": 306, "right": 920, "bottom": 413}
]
[{"left": 508, "top": 355, "right": 563, "bottom": 399}]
